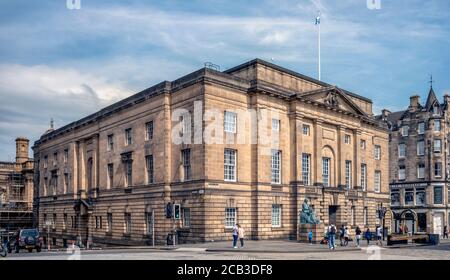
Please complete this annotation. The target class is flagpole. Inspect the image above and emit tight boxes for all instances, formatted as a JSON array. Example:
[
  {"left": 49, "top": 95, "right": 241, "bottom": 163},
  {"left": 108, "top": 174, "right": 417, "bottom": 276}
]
[{"left": 318, "top": 11, "right": 321, "bottom": 81}]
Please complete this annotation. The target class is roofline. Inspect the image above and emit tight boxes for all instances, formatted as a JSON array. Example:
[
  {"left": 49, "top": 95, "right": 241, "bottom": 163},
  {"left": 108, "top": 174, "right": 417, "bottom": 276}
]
[{"left": 224, "top": 58, "right": 372, "bottom": 103}]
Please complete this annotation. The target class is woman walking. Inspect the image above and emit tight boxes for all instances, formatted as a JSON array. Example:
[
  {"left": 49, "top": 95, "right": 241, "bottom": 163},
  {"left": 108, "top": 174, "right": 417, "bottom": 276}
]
[
  {"left": 238, "top": 224, "right": 246, "bottom": 248},
  {"left": 355, "top": 226, "right": 362, "bottom": 247}
]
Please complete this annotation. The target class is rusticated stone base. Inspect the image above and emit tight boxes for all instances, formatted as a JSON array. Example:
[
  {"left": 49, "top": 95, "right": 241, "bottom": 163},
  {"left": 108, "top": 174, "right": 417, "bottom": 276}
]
[{"left": 298, "top": 224, "right": 325, "bottom": 244}]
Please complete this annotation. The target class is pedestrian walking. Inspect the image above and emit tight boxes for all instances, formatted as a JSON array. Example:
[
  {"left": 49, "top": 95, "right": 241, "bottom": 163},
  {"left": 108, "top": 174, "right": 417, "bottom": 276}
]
[
  {"left": 343, "top": 227, "right": 349, "bottom": 247},
  {"left": 308, "top": 230, "right": 313, "bottom": 245},
  {"left": 339, "top": 225, "right": 345, "bottom": 246},
  {"left": 376, "top": 225, "right": 383, "bottom": 246},
  {"left": 232, "top": 224, "right": 239, "bottom": 248},
  {"left": 355, "top": 226, "right": 362, "bottom": 247},
  {"left": 238, "top": 224, "right": 245, "bottom": 248},
  {"left": 444, "top": 226, "right": 448, "bottom": 239},
  {"left": 365, "top": 228, "right": 372, "bottom": 246},
  {"left": 327, "top": 224, "right": 336, "bottom": 250}
]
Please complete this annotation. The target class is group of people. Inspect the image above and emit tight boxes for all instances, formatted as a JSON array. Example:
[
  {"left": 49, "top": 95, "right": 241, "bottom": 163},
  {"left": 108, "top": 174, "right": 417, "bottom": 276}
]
[{"left": 326, "top": 224, "right": 384, "bottom": 250}]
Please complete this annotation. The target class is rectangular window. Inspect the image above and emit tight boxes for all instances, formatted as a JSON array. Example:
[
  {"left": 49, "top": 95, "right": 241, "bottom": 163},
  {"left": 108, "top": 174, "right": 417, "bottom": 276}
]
[
  {"left": 374, "top": 146, "right": 381, "bottom": 160},
  {"left": 107, "top": 134, "right": 114, "bottom": 151},
  {"left": 182, "top": 149, "right": 191, "bottom": 181},
  {"left": 405, "top": 189, "right": 414, "bottom": 205},
  {"left": 124, "top": 213, "right": 131, "bottom": 234},
  {"left": 302, "top": 125, "right": 310, "bottom": 136},
  {"left": 145, "top": 121, "right": 153, "bottom": 141},
  {"left": 302, "top": 154, "right": 311, "bottom": 186},
  {"left": 95, "top": 216, "right": 102, "bottom": 229},
  {"left": 107, "top": 213, "right": 112, "bottom": 232},
  {"left": 418, "top": 122, "right": 425, "bottom": 134},
  {"left": 63, "top": 214, "right": 67, "bottom": 230},
  {"left": 272, "top": 118, "right": 280, "bottom": 132},
  {"left": 434, "top": 186, "right": 443, "bottom": 204},
  {"left": 125, "top": 128, "right": 132, "bottom": 146},
  {"left": 374, "top": 171, "right": 381, "bottom": 193},
  {"left": 272, "top": 204, "right": 281, "bottom": 228},
  {"left": 345, "top": 160, "right": 352, "bottom": 189},
  {"left": 363, "top": 207, "right": 368, "bottom": 225},
  {"left": 434, "top": 139, "right": 442, "bottom": 153},
  {"left": 146, "top": 212, "right": 153, "bottom": 235},
  {"left": 401, "top": 126, "right": 409, "bottom": 137},
  {"left": 417, "top": 141, "right": 425, "bottom": 156},
  {"left": 416, "top": 189, "right": 426, "bottom": 205},
  {"left": 182, "top": 208, "right": 190, "bottom": 228},
  {"left": 391, "top": 192, "right": 400, "bottom": 206},
  {"left": 399, "top": 166, "right": 406, "bottom": 181},
  {"left": 225, "top": 208, "right": 236, "bottom": 228},
  {"left": 435, "top": 162, "right": 442, "bottom": 178},
  {"left": 322, "top": 158, "right": 331, "bottom": 187},
  {"left": 398, "top": 144, "right": 406, "bottom": 158},
  {"left": 351, "top": 206, "right": 356, "bottom": 226},
  {"left": 107, "top": 163, "right": 114, "bottom": 189},
  {"left": 224, "top": 149, "right": 237, "bottom": 182},
  {"left": 360, "top": 140, "right": 366, "bottom": 150},
  {"left": 417, "top": 164, "right": 425, "bottom": 179},
  {"left": 64, "top": 173, "right": 69, "bottom": 194},
  {"left": 64, "top": 149, "right": 68, "bottom": 164},
  {"left": 434, "top": 120, "right": 441, "bottom": 132},
  {"left": 344, "top": 134, "right": 351, "bottom": 144},
  {"left": 53, "top": 152, "right": 58, "bottom": 166},
  {"left": 146, "top": 155, "right": 154, "bottom": 184},
  {"left": 126, "top": 161, "right": 132, "bottom": 187},
  {"left": 361, "top": 164, "right": 367, "bottom": 191},
  {"left": 271, "top": 150, "right": 282, "bottom": 184},
  {"left": 224, "top": 111, "right": 237, "bottom": 133}
]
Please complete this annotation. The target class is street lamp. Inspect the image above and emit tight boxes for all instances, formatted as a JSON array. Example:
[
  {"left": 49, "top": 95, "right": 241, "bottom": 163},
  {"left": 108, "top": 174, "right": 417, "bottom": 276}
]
[{"left": 377, "top": 204, "right": 387, "bottom": 241}]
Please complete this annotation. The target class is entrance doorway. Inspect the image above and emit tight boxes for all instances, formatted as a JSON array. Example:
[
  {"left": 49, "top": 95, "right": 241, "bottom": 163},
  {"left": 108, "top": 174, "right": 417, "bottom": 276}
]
[
  {"left": 433, "top": 213, "right": 443, "bottom": 236},
  {"left": 329, "top": 206, "right": 338, "bottom": 225}
]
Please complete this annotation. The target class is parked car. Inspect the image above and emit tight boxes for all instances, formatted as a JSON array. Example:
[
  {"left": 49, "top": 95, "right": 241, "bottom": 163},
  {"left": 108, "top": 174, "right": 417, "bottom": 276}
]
[{"left": 7, "top": 229, "right": 43, "bottom": 253}]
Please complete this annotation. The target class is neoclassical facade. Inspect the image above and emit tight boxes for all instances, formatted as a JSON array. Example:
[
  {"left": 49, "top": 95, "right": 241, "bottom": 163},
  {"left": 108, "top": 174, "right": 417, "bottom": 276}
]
[
  {"left": 33, "top": 59, "right": 389, "bottom": 246},
  {"left": 380, "top": 87, "right": 450, "bottom": 235}
]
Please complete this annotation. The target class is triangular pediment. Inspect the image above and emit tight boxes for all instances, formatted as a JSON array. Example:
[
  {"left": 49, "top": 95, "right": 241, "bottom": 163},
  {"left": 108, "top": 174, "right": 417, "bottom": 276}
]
[{"left": 298, "top": 86, "right": 368, "bottom": 117}]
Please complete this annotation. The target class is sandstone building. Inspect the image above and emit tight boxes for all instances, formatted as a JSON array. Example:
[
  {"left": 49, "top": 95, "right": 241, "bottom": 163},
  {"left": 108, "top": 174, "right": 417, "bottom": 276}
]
[
  {"left": 0, "top": 138, "right": 34, "bottom": 232},
  {"left": 33, "top": 59, "right": 390, "bottom": 246},
  {"left": 380, "top": 86, "right": 450, "bottom": 235}
]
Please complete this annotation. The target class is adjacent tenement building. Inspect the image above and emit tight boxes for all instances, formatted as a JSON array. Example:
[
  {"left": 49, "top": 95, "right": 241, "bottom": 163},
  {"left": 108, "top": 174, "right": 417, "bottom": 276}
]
[
  {"left": 33, "top": 59, "right": 390, "bottom": 246},
  {"left": 381, "top": 86, "right": 450, "bottom": 235},
  {"left": 0, "top": 138, "right": 34, "bottom": 232}
]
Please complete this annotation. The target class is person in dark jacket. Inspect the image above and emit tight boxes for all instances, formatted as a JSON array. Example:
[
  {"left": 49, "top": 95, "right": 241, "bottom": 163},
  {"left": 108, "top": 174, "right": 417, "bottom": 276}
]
[
  {"left": 365, "top": 228, "right": 372, "bottom": 245},
  {"left": 339, "top": 225, "right": 345, "bottom": 246},
  {"left": 444, "top": 226, "right": 448, "bottom": 239}
]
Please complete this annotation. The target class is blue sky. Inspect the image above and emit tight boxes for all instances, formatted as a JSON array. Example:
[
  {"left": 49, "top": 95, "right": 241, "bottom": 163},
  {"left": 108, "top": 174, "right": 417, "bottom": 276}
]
[{"left": 0, "top": 0, "right": 450, "bottom": 161}]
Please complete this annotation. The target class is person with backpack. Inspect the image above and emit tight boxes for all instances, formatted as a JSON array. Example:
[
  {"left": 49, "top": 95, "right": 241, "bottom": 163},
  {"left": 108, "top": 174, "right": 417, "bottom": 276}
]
[
  {"left": 327, "top": 224, "right": 336, "bottom": 250},
  {"left": 355, "top": 226, "right": 362, "bottom": 247},
  {"left": 365, "top": 228, "right": 372, "bottom": 246}
]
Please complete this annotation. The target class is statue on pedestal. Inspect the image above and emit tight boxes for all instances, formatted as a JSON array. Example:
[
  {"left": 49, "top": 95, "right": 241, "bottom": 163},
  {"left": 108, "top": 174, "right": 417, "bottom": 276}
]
[{"left": 300, "top": 198, "right": 320, "bottom": 225}]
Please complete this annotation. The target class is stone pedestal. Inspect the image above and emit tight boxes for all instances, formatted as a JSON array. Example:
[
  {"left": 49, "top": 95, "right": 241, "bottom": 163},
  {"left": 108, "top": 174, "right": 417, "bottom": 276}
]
[{"left": 298, "top": 223, "right": 325, "bottom": 244}]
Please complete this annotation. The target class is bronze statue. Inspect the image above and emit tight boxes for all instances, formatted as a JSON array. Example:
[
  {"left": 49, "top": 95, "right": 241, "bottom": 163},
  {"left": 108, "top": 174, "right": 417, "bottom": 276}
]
[{"left": 300, "top": 198, "right": 320, "bottom": 225}]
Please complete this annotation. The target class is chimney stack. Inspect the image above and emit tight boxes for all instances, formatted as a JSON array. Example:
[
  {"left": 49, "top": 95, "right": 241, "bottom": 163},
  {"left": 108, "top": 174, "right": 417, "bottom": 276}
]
[
  {"left": 381, "top": 109, "right": 391, "bottom": 120},
  {"left": 409, "top": 95, "right": 420, "bottom": 112},
  {"left": 15, "top": 137, "right": 29, "bottom": 164}
]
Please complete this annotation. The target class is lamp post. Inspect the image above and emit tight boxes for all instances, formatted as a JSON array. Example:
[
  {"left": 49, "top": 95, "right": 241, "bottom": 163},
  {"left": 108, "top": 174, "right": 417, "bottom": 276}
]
[{"left": 377, "top": 204, "right": 387, "bottom": 241}]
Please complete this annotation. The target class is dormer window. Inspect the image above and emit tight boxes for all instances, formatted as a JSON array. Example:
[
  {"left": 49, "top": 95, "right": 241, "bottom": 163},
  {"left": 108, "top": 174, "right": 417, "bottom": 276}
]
[{"left": 433, "top": 104, "right": 439, "bottom": 115}]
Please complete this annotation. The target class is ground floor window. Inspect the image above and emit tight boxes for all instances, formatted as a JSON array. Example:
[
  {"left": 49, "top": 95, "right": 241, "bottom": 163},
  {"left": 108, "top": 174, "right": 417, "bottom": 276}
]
[
  {"left": 146, "top": 212, "right": 153, "bottom": 235},
  {"left": 124, "top": 213, "right": 131, "bottom": 234},
  {"left": 225, "top": 208, "right": 236, "bottom": 228},
  {"left": 95, "top": 216, "right": 102, "bottom": 229},
  {"left": 107, "top": 213, "right": 112, "bottom": 232},
  {"left": 183, "top": 208, "right": 191, "bottom": 228},
  {"left": 272, "top": 204, "right": 281, "bottom": 227}
]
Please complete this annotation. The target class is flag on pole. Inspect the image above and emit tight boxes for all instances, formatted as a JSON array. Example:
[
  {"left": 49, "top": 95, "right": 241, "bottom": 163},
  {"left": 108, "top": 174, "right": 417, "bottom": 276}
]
[{"left": 315, "top": 15, "right": 321, "bottom": 25}]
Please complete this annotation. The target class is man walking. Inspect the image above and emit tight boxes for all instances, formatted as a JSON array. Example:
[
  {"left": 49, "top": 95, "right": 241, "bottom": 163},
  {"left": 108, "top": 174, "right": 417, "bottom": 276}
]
[
  {"left": 365, "top": 228, "right": 372, "bottom": 246},
  {"left": 232, "top": 224, "right": 239, "bottom": 249},
  {"left": 328, "top": 224, "right": 336, "bottom": 250},
  {"left": 355, "top": 226, "right": 362, "bottom": 248},
  {"left": 339, "top": 225, "right": 345, "bottom": 246}
]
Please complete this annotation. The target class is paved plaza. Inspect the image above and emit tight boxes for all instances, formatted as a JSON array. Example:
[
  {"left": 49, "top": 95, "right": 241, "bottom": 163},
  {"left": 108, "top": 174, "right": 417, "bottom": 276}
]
[{"left": 3, "top": 239, "right": 450, "bottom": 260}]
